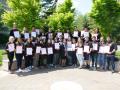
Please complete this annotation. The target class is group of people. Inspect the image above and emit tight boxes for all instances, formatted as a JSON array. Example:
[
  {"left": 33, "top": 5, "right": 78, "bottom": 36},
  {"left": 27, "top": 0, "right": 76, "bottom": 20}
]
[{"left": 5, "top": 23, "right": 118, "bottom": 74}]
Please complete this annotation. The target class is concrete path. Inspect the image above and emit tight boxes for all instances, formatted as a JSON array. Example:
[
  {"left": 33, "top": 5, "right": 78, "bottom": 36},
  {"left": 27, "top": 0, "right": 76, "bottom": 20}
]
[{"left": 0, "top": 67, "right": 120, "bottom": 90}]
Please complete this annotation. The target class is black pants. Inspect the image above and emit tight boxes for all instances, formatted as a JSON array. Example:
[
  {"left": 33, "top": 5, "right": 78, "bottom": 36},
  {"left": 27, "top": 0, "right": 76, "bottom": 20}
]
[
  {"left": 47, "top": 54, "right": 53, "bottom": 64},
  {"left": 16, "top": 54, "right": 23, "bottom": 70},
  {"left": 25, "top": 55, "right": 33, "bottom": 68},
  {"left": 8, "top": 52, "right": 14, "bottom": 71},
  {"left": 72, "top": 51, "right": 77, "bottom": 65},
  {"left": 67, "top": 51, "right": 73, "bottom": 65}
]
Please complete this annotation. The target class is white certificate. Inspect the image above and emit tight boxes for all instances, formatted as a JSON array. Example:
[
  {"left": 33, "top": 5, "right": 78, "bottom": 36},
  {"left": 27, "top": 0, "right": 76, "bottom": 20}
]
[
  {"left": 73, "top": 31, "right": 78, "bottom": 37},
  {"left": 31, "top": 32, "right": 37, "bottom": 37},
  {"left": 48, "top": 33, "right": 53, "bottom": 38},
  {"left": 16, "top": 46, "right": 22, "bottom": 54},
  {"left": 36, "top": 47, "right": 41, "bottom": 54},
  {"left": 99, "top": 46, "right": 104, "bottom": 53},
  {"left": 67, "top": 41, "right": 72, "bottom": 45},
  {"left": 72, "top": 44, "right": 76, "bottom": 51},
  {"left": 67, "top": 42, "right": 72, "bottom": 51},
  {"left": 14, "top": 31, "right": 20, "bottom": 38},
  {"left": 42, "top": 36, "right": 46, "bottom": 39},
  {"left": 26, "top": 48, "right": 32, "bottom": 55},
  {"left": 104, "top": 45, "right": 110, "bottom": 53},
  {"left": 84, "top": 32, "right": 89, "bottom": 38},
  {"left": 8, "top": 44, "right": 15, "bottom": 52},
  {"left": 36, "top": 29, "right": 40, "bottom": 35},
  {"left": 57, "top": 32, "right": 62, "bottom": 38},
  {"left": 64, "top": 33, "right": 69, "bottom": 39},
  {"left": 81, "top": 31, "right": 84, "bottom": 36},
  {"left": 84, "top": 45, "right": 90, "bottom": 53},
  {"left": 93, "top": 43, "right": 98, "bottom": 50},
  {"left": 41, "top": 48, "right": 47, "bottom": 55},
  {"left": 47, "top": 47, "right": 53, "bottom": 55},
  {"left": 77, "top": 48, "right": 83, "bottom": 54},
  {"left": 55, "top": 43, "right": 60, "bottom": 50},
  {"left": 24, "top": 33, "right": 29, "bottom": 39}
]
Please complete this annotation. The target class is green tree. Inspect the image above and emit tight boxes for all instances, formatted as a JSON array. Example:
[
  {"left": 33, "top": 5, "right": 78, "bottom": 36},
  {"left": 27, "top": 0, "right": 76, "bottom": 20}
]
[
  {"left": 74, "top": 13, "right": 99, "bottom": 30},
  {"left": 0, "top": 2, "right": 9, "bottom": 31},
  {"left": 2, "top": 0, "right": 41, "bottom": 31},
  {"left": 0, "top": 3, "right": 4, "bottom": 29},
  {"left": 48, "top": 0, "right": 74, "bottom": 32},
  {"left": 90, "top": 0, "right": 120, "bottom": 38}
]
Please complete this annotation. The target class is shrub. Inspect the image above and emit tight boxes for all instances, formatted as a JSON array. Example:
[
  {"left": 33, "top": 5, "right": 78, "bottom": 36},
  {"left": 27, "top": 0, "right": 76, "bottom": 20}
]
[
  {"left": 0, "top": 50, "right": 3, "bottom": 66},
  {"left": 0, "top": 33, "right": 9, "bottom": 44},
  {"left": 115, "top": 51, "right": 120, "bottom": 60}
]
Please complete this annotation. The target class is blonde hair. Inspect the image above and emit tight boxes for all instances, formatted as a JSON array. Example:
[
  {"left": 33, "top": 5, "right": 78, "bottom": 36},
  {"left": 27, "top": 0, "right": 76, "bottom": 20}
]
[{"left": 9, "top": 36, "right": 15, "bottom": 43}]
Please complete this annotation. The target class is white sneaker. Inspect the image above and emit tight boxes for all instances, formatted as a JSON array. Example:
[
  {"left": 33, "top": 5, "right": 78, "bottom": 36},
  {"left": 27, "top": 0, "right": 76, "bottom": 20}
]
[
  {"left": 22, "top": 68, "right": 29, "bottom": 72},
  {"left": 32, "top": 66, "right": 34, "bottom": 68},
  {"left": 27, "top": 69, "right": 31, "bottom": 72},
  {"left": 16, "top": 69, "right": 21, "bottom": 73},
  {"left": 19, "top": 69, "right": 23, "bottom": 72}
]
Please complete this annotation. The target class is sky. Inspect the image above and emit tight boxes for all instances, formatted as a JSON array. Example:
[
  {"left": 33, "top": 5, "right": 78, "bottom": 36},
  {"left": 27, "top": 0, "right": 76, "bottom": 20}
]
[{"left": 57, "top": 0, "right": 93, "bottom": 15}]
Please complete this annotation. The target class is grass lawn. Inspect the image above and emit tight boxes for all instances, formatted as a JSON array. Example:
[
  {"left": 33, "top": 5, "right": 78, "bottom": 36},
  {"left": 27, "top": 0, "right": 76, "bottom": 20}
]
[{"left": 0, "top": 49, "right": 7, "bottom": 66}]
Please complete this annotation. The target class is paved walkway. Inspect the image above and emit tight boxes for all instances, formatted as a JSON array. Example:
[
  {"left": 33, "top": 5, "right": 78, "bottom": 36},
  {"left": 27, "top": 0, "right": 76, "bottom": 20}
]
[{"left": 0, "top": 67, "right": 120, "bottom": 90}]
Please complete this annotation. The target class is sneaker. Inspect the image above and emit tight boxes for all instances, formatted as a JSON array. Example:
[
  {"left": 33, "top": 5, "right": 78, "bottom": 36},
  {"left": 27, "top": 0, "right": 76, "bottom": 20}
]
[
  {"left": 54, "top": 65, "right": 57, "bottom": 68},
  {"left": 27, "top": 69, "right": 31, "bottom": 72},
  {"left": 32, "top": 66, "right": 34, "bottom": 69},
  {"left": 50, "top": 64, "right": 54, "bottom": 67},
  {"left": 78, "top": 66, "right": 82, "bottom": 69},
  {"left": 22, "top": 68, "right": 29, "bottom": 72},
  {"left": 19, "top": 69, "right": 23, "bottom": 72},
  {"left": 16, "top": 69, "right": 21, "bottom": 73}
]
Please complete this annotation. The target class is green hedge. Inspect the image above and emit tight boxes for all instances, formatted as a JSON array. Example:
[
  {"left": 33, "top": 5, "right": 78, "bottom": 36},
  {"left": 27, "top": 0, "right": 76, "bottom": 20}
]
[
  {"left": 0, "top": 50, "right": 3, "bottom": 66},
  {"left": 115, "top": 51, "right": 120, "bottom": 60},
  {"left": 0, "top": 33, "right": 9, "bottom": 44}
]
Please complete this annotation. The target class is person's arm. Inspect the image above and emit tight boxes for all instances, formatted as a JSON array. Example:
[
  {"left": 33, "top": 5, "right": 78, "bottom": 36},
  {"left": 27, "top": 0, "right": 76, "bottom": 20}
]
[
  {"left": 9, "top": 30, "right": 14, "bottom": 36},
  {"left": 111, "top": 43, "right": 117, "bottom": 53},
  {"left": 89, "top": 42, "right": 93, "bottom": 53},
  {"left": 5, "top": 43, "right": 9, "bottom": 53}
]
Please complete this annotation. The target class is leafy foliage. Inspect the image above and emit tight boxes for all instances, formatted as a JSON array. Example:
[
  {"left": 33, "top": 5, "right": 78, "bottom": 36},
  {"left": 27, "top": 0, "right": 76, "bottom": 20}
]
[
  {"left": 0, "top": 50, "right": 3, "bottom": 66},
  {"left": 48, "top": 0, "right": 74, "bottom": 32},
  {"left": 90, "top": 0, "right": 120, "bottom": 38},
  {"left": 2, "top": 0, "right": 42, "bottom": 31},
  {"left": 74, "top": 13, "right": 99, "bottom": 30}
]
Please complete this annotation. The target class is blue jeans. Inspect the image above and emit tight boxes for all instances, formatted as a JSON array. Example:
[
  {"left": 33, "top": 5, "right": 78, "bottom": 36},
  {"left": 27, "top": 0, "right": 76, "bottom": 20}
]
[
  {"left": 107, "top": 55, "right": 115, "bottom": 71},
  {"left": 76, "top": 54, "right": 84, "bottom": 67},
  {"left": 98, "top": 53, "right": 106, "bottom": 69},
  {"left": 91, "top": 53, "right": 98, "bottom": 68}
]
